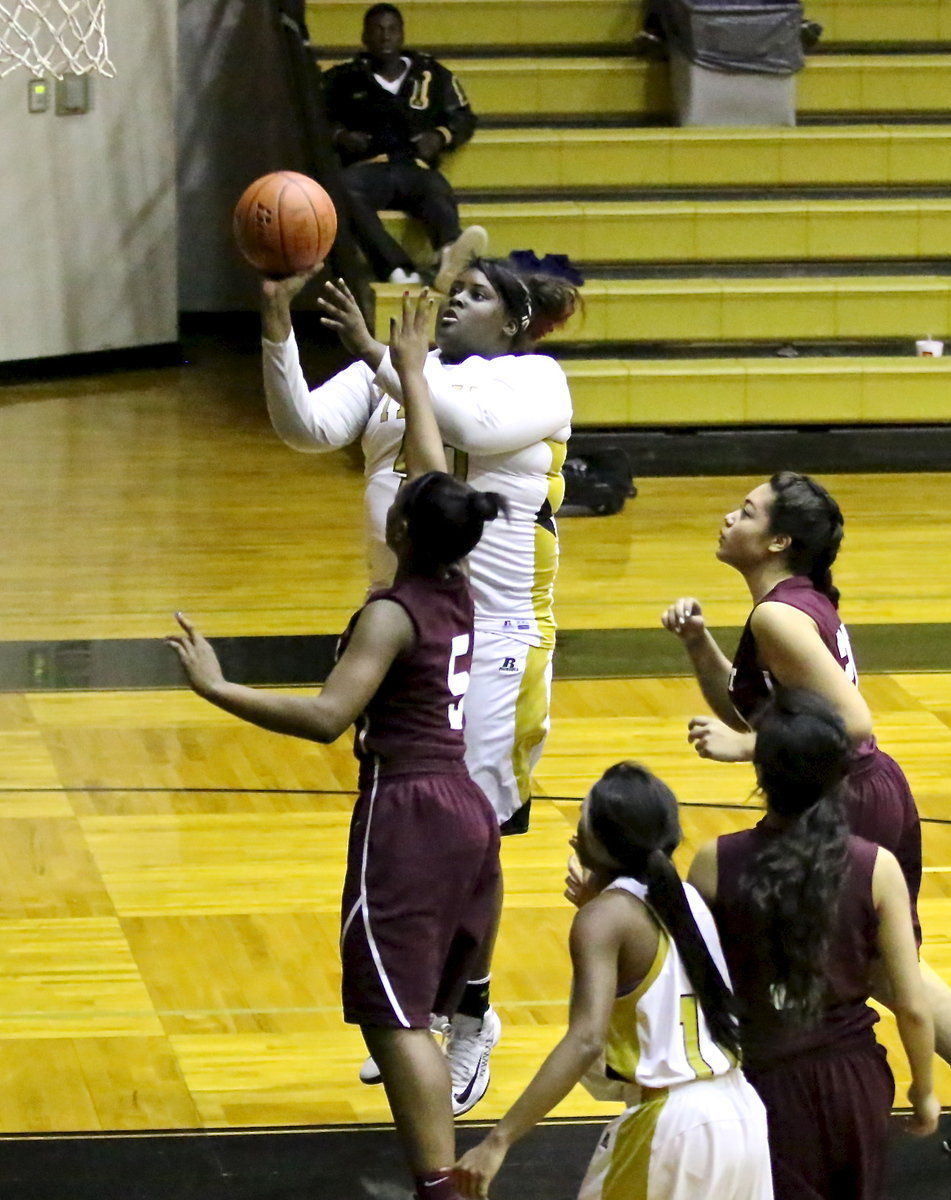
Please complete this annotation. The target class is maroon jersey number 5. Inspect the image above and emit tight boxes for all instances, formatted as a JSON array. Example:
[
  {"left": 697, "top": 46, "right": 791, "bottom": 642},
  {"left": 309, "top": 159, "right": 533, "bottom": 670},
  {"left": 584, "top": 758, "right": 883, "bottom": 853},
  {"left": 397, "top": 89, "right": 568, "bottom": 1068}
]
[{"left": 448, "top": 633, "right": 471, "bottom": 730}]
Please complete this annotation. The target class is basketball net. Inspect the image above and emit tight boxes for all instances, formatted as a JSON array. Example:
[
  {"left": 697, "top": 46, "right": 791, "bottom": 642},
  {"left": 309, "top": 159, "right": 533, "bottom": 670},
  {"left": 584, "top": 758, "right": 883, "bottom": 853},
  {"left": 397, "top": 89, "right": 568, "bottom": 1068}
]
[{"left": 0, "top": 0, "right": 115, "bottom": 78}]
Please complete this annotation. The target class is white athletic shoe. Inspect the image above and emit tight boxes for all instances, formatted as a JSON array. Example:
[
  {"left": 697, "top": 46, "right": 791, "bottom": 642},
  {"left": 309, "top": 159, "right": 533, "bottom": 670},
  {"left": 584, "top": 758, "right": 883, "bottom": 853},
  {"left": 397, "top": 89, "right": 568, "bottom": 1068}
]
[
  {"left": 447, "top": 1006, "right": 501, "bottom": 1116},
  {"left": 388, "top": 267, "right": 424, "bottom": 284},
  {"left": 359, "top": 1013, "right": 451, "bottom": 1086},
  {"left": 434, "top": 225, "right": 489, "bottom": 293},
  {"left": 358, "top": 1054, "right": 383, "bottom": 1085}
]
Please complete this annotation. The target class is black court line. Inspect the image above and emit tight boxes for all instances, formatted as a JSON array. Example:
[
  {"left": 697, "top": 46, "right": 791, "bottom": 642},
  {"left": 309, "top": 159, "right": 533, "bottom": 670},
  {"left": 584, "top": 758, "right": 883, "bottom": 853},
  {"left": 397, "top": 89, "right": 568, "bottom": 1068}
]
[
  {"left": 0, "top": 1114, "right": 945, "bottom": 1200},
  {"left": 3, "top": 786, "right": 950, "bottom": 828},
  {"left": 3, "top": 623, "right": 951, "bottom": 691}
]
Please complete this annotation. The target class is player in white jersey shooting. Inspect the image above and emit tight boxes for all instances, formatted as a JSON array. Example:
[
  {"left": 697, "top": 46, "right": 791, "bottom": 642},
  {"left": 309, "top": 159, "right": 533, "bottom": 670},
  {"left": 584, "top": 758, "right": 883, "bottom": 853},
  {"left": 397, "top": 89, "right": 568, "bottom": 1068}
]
[{"left": 259, "top": 254, "right": 579, "bottom": 1112}]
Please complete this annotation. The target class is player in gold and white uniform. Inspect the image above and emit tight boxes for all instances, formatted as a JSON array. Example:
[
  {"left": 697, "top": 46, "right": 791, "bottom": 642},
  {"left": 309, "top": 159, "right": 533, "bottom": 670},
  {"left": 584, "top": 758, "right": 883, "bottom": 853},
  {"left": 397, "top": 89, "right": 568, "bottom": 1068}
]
[
  {"left": 260, "top": 257, "right": 580, "bottom": 1114},
  {"left": 454, "top": 762, "right": 772, "bottom": 1200}
]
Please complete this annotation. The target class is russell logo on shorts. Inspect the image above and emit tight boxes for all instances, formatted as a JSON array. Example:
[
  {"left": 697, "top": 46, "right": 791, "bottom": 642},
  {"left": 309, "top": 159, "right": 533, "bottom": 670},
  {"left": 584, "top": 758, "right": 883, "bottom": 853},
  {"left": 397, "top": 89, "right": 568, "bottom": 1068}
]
[{"left": 499, "top": 657, "right": 519, "bottom": 673}]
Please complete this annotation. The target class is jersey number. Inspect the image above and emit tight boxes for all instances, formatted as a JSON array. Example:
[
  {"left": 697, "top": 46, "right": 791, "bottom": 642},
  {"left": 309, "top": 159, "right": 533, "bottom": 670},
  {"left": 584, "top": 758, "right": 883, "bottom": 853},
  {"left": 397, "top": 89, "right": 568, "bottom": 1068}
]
[
  {"left": 382, "top": 399, "right": 468, "bottom": 481},
  {"left": 836, "top": 623, "right": 859, "bottom": 685},
  {"left": 447, "top": 633, "right": 471, "bottom": 730}
]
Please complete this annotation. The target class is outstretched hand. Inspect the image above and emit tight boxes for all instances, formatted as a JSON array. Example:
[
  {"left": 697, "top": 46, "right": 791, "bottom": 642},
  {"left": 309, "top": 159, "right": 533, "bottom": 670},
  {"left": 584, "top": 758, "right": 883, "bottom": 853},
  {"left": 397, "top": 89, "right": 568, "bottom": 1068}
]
[
  {"left": 317, "top": 277, "right": 377, "bottom": 359},
  {"left": 259, "top": 264, "right": 324, "bottom": 342},
  {"left": 661, "top": 596, "right": 707, "bottom": 646},
  {"left": 260, "top": 263, "right": 324, "bottom": 303},
  {"left": 166, "top": 612, "right": 225, "bottom": 699},
  {"left": 389, "top": 288, "right": 435, "bottom": 380}
]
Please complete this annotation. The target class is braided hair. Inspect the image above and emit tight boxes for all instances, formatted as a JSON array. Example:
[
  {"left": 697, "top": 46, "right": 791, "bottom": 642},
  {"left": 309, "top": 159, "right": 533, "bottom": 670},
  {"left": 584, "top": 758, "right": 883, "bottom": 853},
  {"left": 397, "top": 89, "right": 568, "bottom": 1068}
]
[
  {"left": 768, "top": 471, "right": 845, "bottom": 607},
  {"left": 585, "top": 762, "right": 740, "bottom": 1060}
]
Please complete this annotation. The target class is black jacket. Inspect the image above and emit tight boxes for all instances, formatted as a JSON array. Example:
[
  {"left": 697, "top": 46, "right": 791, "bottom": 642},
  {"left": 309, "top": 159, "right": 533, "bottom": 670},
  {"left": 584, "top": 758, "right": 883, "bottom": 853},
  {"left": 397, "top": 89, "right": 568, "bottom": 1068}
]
[{"left": 324, "top": 50, "right": 477, "bottom": 166}]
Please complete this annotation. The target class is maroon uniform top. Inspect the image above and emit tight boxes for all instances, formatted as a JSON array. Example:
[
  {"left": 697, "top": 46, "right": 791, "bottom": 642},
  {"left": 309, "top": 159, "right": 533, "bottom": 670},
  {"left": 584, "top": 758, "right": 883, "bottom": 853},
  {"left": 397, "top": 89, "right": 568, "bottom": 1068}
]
[
  {"left": 729, "top": 575, "right": 876, "bottom": 763},
  {"left": 338, "top": 570, "right": 474, "bottom": 780},
  {"left": 714, "top": 824, "right": 881, "bottom": 1071}
]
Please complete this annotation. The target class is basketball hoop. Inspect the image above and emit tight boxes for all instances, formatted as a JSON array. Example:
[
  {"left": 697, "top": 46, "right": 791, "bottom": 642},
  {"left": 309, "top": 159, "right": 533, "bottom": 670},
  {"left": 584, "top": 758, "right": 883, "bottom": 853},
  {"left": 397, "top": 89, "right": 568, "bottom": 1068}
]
[{"left": 0, "top": 0, "right": 115, "bottom": 78}]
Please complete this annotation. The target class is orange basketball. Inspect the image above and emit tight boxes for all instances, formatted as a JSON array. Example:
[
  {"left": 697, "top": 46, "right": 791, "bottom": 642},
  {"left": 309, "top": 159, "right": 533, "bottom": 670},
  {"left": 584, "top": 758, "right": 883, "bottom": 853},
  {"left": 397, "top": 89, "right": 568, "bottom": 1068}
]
[{"left": 233, "top": 171, "right": 337, "bottom": 277}]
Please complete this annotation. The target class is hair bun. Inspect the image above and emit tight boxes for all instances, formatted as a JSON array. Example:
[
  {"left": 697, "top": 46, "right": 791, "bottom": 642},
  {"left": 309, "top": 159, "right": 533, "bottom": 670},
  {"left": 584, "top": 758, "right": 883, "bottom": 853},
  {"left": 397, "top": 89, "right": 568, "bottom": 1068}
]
[{"left": 469, "top": 489, "right": 508, "bottom": 522}]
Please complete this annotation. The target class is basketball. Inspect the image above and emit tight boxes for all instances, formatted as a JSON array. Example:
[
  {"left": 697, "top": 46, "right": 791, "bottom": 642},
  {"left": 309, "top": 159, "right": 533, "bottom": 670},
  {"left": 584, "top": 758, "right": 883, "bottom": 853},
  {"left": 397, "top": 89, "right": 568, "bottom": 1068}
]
[{"left": 233, "top": 171, "right": 337, "bottom": 277}]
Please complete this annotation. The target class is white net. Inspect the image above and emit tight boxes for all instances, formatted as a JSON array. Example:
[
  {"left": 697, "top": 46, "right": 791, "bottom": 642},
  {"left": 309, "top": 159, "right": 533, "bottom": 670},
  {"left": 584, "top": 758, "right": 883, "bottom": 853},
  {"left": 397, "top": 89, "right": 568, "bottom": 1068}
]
[{"left": 0, "top": 0, "right": 115, "bottom": 78}]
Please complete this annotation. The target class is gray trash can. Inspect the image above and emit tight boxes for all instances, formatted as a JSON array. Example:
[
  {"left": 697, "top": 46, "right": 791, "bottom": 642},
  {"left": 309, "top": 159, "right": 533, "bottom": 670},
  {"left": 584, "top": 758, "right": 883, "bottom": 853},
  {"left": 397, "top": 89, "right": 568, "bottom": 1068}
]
[{"left": 661, "top": 0, "right": 804, "bottom": 126}]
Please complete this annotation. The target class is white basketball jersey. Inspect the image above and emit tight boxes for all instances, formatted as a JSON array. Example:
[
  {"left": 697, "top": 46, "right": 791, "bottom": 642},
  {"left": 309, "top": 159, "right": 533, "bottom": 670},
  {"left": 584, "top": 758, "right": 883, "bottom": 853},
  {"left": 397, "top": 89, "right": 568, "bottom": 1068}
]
[
  {"left": 263, "top": 334, "right": 570, "bottom": 649},
  {"left": 600, "top": 878, "right": 736, "bottom": 1091}
]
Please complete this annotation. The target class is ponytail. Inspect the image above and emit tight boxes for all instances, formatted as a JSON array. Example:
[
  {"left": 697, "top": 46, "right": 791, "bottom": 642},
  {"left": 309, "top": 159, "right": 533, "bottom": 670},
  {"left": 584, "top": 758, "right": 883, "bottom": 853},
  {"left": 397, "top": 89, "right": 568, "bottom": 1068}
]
[
  {"left": 643, "top": 847, "right": 741, "bottom": 1060},
  {"left": 400, "top": 473, "right": 508, "bottom": 574},
  {"left": 768, "top": 472, "right": 844, "bottom": 607},
  {"left": 587, "top": 763, "right": 740, "bottom": 1060}
]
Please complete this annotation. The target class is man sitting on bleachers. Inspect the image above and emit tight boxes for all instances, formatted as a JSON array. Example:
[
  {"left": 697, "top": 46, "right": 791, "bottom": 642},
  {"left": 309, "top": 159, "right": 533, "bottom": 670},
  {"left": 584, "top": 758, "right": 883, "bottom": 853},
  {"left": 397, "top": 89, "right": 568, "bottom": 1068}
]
[{"left": 324, "top": 2, "right": 487, "bottom": 288}]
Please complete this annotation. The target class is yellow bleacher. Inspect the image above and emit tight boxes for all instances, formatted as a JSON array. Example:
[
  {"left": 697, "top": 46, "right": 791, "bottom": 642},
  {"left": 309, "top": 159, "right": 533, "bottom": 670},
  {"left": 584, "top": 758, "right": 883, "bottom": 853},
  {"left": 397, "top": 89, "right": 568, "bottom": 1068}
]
[
  {"left": 307, "top": 0, "right": 951, "bottom": 52},
  {"left": 383, "top": 198, "right": 951, "bottom": 263},
  {"left": 320, "top": 55, "right": 951, "bottom": 119},
  {"left": 313, "top": 0, "right": 951, "bottom": 432},
  {"left": 374, "top": 276, "right": 951, "bottom": 344}
]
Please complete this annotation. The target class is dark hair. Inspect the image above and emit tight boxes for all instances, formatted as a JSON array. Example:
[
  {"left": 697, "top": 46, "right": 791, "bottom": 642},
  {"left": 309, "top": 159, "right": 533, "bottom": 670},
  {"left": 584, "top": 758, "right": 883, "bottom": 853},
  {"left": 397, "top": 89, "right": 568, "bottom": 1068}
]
[
  {"left": 768, "top": 471, "right": 844, "bottom": 608},
  {"left": 738, "top": 687, "right": 851, "bottom": 1027},
  {"left": 586, "top": 762, "right": 740, "bottom": 1060},
  {"left": 469, "top": 256, "right": 579, "bottom": 352},
  {"left": 399, "top": 471, "right": 506, "bottom": 574},
  {"left": 363, "top": 3, "right": 402, "bottom": 27}
]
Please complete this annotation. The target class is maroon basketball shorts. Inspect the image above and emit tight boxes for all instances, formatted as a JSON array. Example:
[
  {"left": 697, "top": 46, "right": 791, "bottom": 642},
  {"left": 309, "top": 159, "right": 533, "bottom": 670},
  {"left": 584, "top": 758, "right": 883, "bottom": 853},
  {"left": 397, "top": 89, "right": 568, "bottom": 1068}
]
[
  {"left": 746, "top": 1036, "right": 894, "bottom": 1200},
  {"left": 340, "top": 764, "right": 501, "bottom": 1028},
  {"left": 845, "top": 747, "right": 922, "bottom": 944}
]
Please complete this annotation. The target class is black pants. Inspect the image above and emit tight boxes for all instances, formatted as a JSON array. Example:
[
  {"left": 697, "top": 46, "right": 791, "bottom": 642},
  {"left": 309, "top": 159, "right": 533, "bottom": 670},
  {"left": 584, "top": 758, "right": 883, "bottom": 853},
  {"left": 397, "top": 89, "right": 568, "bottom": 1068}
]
[{"left": 341, "top": 159, "right": 462, "bottom": 279}]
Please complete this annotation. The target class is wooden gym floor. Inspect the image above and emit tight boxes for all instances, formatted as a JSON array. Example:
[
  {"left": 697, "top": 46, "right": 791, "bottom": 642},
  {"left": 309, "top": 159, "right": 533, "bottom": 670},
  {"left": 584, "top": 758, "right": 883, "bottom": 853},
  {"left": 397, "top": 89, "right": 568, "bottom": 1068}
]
[{"left": 0, "top": 331, "right": 949, "bottom": 1146}]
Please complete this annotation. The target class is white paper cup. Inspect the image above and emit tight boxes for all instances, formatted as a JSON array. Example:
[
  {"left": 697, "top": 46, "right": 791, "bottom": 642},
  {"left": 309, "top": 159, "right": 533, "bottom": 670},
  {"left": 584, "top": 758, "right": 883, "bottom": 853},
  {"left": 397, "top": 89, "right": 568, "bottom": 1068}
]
[{"left": 916, "top": 338, "right": 944, "bottom": 356}]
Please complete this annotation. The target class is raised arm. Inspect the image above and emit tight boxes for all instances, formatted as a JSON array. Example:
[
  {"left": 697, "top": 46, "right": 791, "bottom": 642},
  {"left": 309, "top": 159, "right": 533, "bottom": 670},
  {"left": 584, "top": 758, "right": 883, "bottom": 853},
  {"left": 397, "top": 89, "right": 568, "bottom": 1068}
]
[
  {"left": 872, "top": 848, "right": 939, "bottom": 1136},
  {"left": 260, "top": 273, "right": 389, "bottom": 452},
  {"left": 374, "top": 350, "right": 572, "bottom": 455},
  {"left": 167, "top": 603, "right": 413, "bottom": 744},
  {"left": 389, "top": 289, "right": 448, "bottom": 479}
]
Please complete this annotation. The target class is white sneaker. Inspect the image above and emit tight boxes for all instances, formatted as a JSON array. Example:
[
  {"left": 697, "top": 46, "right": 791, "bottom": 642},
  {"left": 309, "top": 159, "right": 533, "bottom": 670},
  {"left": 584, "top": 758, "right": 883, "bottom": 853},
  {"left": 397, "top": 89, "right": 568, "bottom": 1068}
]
[
  {"left": 388, "top": 267, "right": 424, "bottom": 284},
  {"left": 434, "top": 225, "right": 489, "bottom": 293},
  {"left": 359, "top": 1013, "right": 451, "bottom": 1086},
  {"left": 447, "top": 1006, "right": 501, "bottom": 1116},
  {"left": 358, "top": 1054, "right": 383, "bottom": 1085}
]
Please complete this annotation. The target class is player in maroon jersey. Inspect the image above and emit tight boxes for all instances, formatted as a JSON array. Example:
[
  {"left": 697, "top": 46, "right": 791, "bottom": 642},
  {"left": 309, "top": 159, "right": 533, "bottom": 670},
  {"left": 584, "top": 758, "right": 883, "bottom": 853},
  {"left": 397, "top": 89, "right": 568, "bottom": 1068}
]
[
  {"left": 168, "top": 292, "right": 504, "bottom": 1200},
  {"left": 689, "top": 688, "right": 938, "bottom": 1199},
  {"left": 661, "top": 470, "right": 951, "bottom": 1065}
]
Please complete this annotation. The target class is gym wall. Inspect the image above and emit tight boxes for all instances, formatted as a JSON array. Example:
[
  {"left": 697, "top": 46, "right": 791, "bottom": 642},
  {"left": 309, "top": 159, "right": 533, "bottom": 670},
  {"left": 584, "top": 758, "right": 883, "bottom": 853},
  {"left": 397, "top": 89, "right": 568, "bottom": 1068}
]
[{"left": 0, "top": 1, "right": 177, "bottom": 363}]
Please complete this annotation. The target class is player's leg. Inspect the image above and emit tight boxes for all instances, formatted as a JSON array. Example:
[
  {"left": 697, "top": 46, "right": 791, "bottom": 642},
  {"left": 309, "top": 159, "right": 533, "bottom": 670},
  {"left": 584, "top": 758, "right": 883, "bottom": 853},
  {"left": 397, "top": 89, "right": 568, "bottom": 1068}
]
[
  {"left": 393, "top": 163, "right": 487, "bottom": 291},
  {"left": 339, "top": 162, "right": 421, "bottom": 282},
  {"left": 362, "top": 1025, "right": 463, "bottom": 1200},
  {"left": 444, "top": 636, "right": 552, "bottom": 1112}
]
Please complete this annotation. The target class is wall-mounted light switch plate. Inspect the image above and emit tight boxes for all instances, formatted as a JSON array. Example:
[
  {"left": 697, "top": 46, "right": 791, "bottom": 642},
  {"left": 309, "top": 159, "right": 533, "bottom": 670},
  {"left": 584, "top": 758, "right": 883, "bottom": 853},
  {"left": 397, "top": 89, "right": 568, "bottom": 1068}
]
[{"left": 28, "top": 77, "right": 49, "bottom": 112}]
